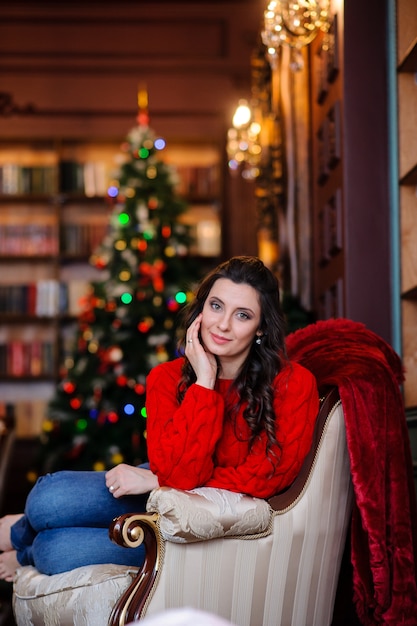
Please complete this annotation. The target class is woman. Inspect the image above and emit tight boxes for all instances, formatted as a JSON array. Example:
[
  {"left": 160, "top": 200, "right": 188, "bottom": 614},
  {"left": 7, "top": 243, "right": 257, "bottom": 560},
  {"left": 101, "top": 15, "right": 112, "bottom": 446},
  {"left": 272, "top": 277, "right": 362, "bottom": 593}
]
[{"left": 0, "top": 256, "right": 318, "bottom": 580}]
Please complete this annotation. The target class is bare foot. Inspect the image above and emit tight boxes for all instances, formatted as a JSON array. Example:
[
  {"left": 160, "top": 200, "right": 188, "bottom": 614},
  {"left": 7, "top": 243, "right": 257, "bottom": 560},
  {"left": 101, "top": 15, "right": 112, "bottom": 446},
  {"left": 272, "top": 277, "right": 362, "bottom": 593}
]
[
  {"left": 0, "top": 550, "right": 20, "bottom": 582},
  {"left": 0, "top": 513, "right": 24, "bottom": 552}
]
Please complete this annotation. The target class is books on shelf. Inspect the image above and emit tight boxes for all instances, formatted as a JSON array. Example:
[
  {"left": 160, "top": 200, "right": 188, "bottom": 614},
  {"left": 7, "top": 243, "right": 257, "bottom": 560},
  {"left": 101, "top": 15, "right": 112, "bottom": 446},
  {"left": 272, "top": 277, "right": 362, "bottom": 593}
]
[
  {"left": 35, "top": 280, "right": 61, "bottom": 317},
  {"left": 175, "top": 165, "right": 219, "bottom": 198},
  {"left": 0, "top": 164, "right": 56, "bottom": 195},
  {"left": 0, "top": 281, "right": 60, "bottom": 316},
  {"left": 0, "top": 280, "right": 90, "bottom": 316},
  {"left": 0, "top": 223, "right": 58, "bottom": 256},
  {"left": 61, "top": 222, "right": 109, "bottom": 256},
  {"left": 0, "top": 221, "right": 108, "bottom": 257},
  {"left": 0, "top": 160, "right": 109, "bottom": 196},
  {"left": 60, "top": 160, "right": 108, "bottom": 196},
  {"left": 0, "top": 340, "right": 54, "bottom": 378}
]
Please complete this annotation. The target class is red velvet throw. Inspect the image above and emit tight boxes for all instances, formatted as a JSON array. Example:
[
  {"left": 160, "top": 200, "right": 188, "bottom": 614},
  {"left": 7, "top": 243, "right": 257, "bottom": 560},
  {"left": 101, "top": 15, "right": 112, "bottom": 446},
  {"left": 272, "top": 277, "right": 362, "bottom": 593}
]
[{"left": 286, "top": 318, "right": 417, "bottom": 625}]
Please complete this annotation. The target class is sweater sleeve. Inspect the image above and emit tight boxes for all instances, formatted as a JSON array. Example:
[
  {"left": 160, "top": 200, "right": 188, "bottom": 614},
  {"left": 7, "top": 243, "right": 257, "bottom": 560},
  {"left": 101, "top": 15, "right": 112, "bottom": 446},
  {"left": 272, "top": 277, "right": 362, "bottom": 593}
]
[
  {"left": 145, "top": 360, "right": 225, "bottom": 489},
  {"left": 204, "top": 363, "right": 319, "bottom": 498}
]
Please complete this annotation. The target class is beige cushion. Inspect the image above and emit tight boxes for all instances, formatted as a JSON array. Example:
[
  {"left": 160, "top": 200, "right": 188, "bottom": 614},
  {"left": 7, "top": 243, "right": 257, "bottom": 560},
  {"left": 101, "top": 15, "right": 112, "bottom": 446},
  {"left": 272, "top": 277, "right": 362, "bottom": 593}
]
[
  {"left": 13, "top": 563, "right": 138, "bottom": 626},
  {"left": 146, "top": 486, "right": 272, "bottom": 543}
]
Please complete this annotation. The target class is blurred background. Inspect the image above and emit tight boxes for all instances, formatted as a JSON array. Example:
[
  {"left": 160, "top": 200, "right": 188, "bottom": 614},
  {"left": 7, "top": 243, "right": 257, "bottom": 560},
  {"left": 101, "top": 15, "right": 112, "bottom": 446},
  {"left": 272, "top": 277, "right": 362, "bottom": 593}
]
[{"left": 0, "top": 5, "right": 416, "bottom": 617}]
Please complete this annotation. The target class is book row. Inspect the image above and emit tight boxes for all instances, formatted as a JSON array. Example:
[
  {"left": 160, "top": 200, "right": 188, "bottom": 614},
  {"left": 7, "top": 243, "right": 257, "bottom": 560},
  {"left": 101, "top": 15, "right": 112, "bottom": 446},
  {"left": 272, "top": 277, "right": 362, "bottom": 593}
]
[
  {"left": 0, "top": 224, "right": 58, "bottom": 255},
  {"left": 0, "top": 223, "right": 108, "bottom": 256},
  {"left": 62, "top": 223, "right": 109, "bottom": 256},
  {"left": 0, "top": 162, "right": 219, "bottom": 198},
  {"left": 0, "top": 340, "right": 55, "bottom": 378},
  {"left": 0, "top": 165, "right": 56, "bottom": 195},
  {"left": 0, "top": 280, "right": 90, "bottom": 317},
  {"left": 175, "top": 165, "right": 219, "bottom": 197},
  {"left": 0, "top": 162, "right": 108, "bottom": 196}
]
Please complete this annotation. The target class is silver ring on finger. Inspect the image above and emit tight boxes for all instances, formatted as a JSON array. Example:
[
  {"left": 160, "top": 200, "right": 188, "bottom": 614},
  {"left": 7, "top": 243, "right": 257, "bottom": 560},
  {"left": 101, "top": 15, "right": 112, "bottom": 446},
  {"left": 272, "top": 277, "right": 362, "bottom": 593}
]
[{"left": 109, "top": 485, "right": 115, "bottom": 493}]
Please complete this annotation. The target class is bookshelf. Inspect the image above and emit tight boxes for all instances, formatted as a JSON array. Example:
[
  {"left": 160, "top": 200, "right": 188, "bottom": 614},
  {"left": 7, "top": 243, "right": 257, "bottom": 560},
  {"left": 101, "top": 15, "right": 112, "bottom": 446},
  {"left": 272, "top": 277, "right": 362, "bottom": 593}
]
[
  {"left": 310, "top": 16, "right": 345, "bottom": 322},
  {"left": 0, "top": 138, "right": 222, "bottom": 437},
  {"left": 164, "top": 144, "right": 222, "bottom": 258},
  {"left": 397, "top": 0, "right": 417, "bottom": 410}
]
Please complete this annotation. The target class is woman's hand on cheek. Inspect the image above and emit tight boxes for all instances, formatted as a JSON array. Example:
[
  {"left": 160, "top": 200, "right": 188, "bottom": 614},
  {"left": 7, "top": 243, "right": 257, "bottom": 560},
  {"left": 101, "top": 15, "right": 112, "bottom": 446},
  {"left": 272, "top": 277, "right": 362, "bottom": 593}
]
[{"left": 185, "top": 313, "right": 217, "bottom": 389}]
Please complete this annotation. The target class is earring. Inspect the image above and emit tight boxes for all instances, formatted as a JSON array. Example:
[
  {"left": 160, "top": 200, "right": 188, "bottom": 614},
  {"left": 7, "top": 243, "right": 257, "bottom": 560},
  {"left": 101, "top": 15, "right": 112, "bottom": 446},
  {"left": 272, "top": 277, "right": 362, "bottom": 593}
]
[{"left": 255, "top": 335, "right": 262, "bottom": 345}]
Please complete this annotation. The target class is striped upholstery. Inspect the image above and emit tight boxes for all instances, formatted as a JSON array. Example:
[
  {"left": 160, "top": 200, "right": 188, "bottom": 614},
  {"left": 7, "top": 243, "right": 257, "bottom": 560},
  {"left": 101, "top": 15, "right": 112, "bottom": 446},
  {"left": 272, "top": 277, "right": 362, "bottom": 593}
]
[{"left": 139, "top": 398, "right": 352, "bottom": 626}]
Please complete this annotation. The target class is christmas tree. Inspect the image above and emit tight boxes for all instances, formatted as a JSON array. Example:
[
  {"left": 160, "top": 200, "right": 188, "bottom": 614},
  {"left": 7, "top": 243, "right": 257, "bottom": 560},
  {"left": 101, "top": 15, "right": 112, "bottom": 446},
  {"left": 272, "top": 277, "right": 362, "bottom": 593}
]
[{"left": 36, "top": 95, "right": 202, "bottom": 475}]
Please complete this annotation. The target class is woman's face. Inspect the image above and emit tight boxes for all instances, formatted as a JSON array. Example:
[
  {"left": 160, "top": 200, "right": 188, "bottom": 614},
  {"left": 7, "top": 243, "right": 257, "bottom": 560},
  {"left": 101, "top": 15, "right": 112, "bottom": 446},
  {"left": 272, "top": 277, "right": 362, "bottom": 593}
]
[{"left": 200, "top": 278, "right": 262, "bottom": 370}]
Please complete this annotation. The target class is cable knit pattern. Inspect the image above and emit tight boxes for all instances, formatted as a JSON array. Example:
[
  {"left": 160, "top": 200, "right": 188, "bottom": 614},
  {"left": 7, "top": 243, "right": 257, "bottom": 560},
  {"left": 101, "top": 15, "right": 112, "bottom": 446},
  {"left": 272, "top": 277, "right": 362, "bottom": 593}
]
[
  {"left": 146, "top": 359, "right": 319, "bottom": 498},
  {"left": 146, "top": 486, "right": 272, "bottom": 543}
]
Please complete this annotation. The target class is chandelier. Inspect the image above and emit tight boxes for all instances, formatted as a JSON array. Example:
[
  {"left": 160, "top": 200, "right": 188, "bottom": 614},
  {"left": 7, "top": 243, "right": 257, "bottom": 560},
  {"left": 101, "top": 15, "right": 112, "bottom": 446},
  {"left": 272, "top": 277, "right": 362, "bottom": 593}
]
[
  {"left": 262, "top": 0, "right": 332, "bottom": 68},
  {"left": 227, "top": 99, "right": 262, "bottom": 180}
]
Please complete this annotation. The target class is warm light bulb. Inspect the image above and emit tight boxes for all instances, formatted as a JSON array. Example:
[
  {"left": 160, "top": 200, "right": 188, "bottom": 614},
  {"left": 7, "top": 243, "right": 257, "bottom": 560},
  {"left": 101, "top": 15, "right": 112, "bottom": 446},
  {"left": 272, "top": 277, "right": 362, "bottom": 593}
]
[{"left": 233, "top": 100, "right": 251, "bottom": 129}]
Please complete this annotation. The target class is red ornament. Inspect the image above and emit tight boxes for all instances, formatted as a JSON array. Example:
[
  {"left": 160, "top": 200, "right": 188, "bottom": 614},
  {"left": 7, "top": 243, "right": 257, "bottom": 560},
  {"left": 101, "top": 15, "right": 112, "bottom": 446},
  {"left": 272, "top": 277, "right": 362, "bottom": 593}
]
[
  {"left": 138, "top": 320, "right": 151, "bottom": 333},
  {"left": 63, "top": 381, "right": 76, "bottom": 394},
  {"left": 139, "top": 260, "right": 166, "bottom": 291},
  {"left": 153, "top": 277, "right": 164, "bottom": 292},
  {"left": 70, "top": 397, "right": 82, "bottom": 409},
  {"left": 94, "top": 257, "right": 107, "bottom": 270},
  {"left": 167, "top": 298, "right": 180, "bottom": 312},
  {"left": 107, "top": 411, "right": 119, "bottom": 423},
  {"left": 134, "top": 383, "right": 145, "bottom": 395},
  {"left": 116, "top": 375, "right": 128, "bottom": 386},
  {"left": 137, "top": 111, "right": 149, "bottom": 126}
]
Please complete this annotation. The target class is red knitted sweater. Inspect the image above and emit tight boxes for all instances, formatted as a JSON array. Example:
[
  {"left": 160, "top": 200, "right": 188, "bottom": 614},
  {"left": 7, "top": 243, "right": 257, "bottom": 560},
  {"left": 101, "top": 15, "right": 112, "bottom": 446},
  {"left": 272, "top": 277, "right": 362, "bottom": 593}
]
[{"left": 145, "top": 358, "right": 319, "bottom": 498}]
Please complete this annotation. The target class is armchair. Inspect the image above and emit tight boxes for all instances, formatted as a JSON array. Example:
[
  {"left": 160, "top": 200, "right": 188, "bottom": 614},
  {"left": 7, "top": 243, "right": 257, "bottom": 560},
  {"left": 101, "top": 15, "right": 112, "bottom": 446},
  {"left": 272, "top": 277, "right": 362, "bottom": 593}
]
[
  {"left": 12, "top": 318, "right": 417, "bottom": 626},
  {"left": 13, "top": 386, "right": 353, "bottom": 626}
]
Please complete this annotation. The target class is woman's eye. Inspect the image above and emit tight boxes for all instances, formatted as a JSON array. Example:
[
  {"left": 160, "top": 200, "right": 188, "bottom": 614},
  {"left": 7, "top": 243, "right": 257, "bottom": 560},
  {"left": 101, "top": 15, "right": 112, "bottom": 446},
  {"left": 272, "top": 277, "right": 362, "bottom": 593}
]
[
  {"left": 237, "top": 311, "right": 250, "bottom": 320},
  {"left": 210, "top": 301, "right": 221, "bottom": 310}
]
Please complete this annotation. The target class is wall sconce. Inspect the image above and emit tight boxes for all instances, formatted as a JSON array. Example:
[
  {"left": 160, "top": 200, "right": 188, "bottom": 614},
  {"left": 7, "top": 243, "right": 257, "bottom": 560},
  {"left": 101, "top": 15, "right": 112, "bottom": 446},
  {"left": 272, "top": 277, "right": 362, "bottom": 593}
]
[
  {"left": 262, "top": 0, "right": 331, "bottom": 69},
  {"left": 227, "top": 99, "right": 262, "bottom": 180}
]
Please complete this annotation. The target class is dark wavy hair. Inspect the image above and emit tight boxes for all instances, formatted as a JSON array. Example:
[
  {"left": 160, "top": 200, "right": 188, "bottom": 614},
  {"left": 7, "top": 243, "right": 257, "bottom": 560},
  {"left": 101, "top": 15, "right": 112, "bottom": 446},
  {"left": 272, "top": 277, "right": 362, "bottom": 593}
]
[{"left": 177, "top": 256, "right": 288, "bottom": 456}]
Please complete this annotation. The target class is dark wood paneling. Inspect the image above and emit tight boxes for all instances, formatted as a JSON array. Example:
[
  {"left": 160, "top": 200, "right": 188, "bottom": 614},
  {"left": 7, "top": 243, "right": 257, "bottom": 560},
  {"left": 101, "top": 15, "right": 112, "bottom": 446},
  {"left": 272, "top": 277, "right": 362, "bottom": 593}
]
[{"left": 0, "top": 1, "right": 264, "bottom": 143}]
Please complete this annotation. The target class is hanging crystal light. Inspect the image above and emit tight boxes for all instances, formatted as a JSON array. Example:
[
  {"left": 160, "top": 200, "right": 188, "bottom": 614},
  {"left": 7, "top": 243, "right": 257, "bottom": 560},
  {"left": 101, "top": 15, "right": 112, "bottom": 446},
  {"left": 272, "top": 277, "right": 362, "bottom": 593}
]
[
  {"left": 262, "top": 0, "right": 332, "bottom": 69},
  {"left": 227, "top": 99, "right": 262, "bottom": 180}
]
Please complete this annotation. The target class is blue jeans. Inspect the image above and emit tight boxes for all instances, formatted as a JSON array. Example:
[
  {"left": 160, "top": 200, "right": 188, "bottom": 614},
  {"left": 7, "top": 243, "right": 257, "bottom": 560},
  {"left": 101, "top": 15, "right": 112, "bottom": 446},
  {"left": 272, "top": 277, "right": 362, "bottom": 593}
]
[{"left": 10, "top": 470, "right": 148, "bottom": 575}]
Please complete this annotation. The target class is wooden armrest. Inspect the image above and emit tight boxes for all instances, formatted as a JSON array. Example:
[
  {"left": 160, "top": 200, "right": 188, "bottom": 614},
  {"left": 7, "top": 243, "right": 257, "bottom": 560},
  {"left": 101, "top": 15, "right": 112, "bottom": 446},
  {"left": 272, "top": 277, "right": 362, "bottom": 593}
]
[
  {"left": 268, "top": 386, "right": 341, "bottom": 511},
  {"left": 108, "top": 512, "right": 161, "bottom": 626}
]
